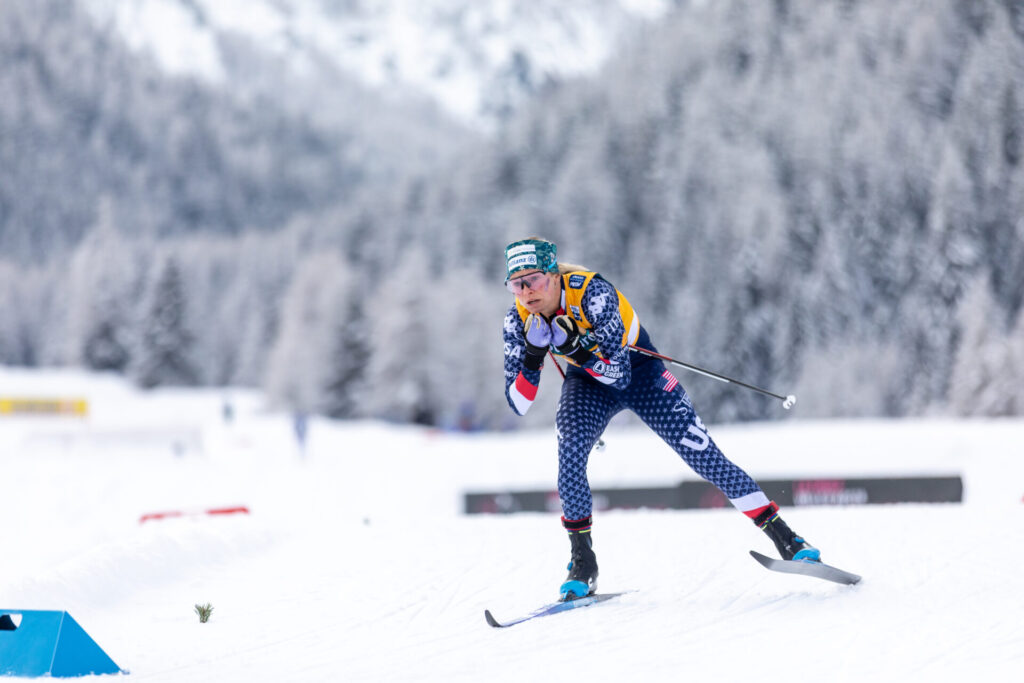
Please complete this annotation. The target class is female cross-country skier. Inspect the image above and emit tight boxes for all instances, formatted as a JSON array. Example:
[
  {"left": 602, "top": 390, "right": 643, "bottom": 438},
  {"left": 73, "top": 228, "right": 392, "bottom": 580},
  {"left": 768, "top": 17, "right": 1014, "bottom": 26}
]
[{"left": 502, "top": 237, "right": 821, "bottom": 601}]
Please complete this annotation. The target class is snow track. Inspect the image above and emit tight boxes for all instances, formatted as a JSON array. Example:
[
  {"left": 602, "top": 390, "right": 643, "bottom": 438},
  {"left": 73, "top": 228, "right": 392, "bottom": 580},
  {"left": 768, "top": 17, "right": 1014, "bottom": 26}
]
[{"left": 3, "top": 371, "right": 1023, "bottom": 680}]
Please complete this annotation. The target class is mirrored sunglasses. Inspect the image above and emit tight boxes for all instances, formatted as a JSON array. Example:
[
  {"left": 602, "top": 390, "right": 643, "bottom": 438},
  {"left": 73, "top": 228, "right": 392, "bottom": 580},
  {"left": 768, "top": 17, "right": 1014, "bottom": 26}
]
[{"left": 505, "top": 272, "right": 550, "bottom": 294}]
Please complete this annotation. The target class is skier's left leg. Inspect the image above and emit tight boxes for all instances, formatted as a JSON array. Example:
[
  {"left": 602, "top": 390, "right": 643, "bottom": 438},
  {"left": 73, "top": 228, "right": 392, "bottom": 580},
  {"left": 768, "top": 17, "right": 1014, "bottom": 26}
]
[{"left": 625, "top": 362, "right": 819, "bottom": 562}]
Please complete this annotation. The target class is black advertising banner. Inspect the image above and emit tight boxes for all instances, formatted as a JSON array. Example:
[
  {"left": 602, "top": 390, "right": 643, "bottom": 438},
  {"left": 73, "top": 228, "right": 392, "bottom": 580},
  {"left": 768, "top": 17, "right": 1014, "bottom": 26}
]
[{"left": 464, "top": 476, "right": 963, "bottom": 514}]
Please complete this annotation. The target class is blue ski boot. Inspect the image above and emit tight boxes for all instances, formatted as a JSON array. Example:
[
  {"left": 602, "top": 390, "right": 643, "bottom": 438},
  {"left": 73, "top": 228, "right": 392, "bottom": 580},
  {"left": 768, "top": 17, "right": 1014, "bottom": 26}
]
[
  {"left": 560, "top": 516, "right": 598, "bottom": 601},
  {"left": 754, "top": 504, "right": 821, "bottom": 562}
]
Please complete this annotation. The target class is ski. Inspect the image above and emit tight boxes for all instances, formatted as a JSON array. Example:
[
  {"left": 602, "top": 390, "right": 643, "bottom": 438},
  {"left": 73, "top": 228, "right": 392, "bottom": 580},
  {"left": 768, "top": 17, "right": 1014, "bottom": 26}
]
[
  {"left": 750, "top": 550, "right": 862, "bottom": 585},
  {"left": 484, "top": 592, "right": 630, "bottom": 628}
]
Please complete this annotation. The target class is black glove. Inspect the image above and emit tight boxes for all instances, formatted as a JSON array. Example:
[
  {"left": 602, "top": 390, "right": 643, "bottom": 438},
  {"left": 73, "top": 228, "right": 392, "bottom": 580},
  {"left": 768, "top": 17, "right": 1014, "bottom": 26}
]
[
  {"left": 552, "top": 315, "right": 592, "bottom": 365},
  {"left": 522, "top": 314, "right": 550, "bottom": 371}
]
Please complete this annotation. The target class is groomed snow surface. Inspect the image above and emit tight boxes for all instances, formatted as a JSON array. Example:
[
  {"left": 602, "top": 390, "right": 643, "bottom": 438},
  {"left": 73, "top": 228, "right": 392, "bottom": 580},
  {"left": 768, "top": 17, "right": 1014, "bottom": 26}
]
[{"left": 3, "top": 367, "right": 1023, "bottom": 681}]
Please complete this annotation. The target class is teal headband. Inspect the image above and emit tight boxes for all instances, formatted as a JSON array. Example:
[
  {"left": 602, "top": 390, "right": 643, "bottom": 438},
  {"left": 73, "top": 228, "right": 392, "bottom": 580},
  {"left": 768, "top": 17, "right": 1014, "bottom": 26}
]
[{"left": 504, "top": 239, "right": 558, "bottom": 281}]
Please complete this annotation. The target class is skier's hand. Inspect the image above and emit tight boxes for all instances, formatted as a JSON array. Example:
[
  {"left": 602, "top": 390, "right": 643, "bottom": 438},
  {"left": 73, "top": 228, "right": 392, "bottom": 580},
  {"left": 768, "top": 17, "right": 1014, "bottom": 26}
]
[
  {"left": 524, "top": 314, "right": 552, "bottom": 352},
  {"left": 551, "top": 315, "right": 580, "bottom": 354},
  {"left": 522, "top": 314, "right": 550, "bottom": 371},
  {"left": 553, "top": 315, "right": 592, "bottom": 365}
]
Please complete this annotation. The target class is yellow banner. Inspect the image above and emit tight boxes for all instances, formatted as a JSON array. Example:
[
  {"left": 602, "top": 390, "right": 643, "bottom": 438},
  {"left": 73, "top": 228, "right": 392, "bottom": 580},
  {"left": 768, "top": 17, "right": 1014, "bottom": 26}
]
[{"left": 0, "top": 398, "right": 89, "bottom": 417}]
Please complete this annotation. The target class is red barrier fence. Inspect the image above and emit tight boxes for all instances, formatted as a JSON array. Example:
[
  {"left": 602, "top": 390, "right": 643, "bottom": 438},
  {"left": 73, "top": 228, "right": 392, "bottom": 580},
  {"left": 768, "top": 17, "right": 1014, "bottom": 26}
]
[{"left": 139, "top": 505, "right": 250, "bottom": 524}]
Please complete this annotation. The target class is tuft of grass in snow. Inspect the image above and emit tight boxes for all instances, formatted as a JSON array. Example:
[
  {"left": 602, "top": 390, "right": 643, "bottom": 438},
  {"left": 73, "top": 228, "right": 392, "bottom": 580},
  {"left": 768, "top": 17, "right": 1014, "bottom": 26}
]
[{"left": 194, "top": 603, "right": 214, "bottom": 623}]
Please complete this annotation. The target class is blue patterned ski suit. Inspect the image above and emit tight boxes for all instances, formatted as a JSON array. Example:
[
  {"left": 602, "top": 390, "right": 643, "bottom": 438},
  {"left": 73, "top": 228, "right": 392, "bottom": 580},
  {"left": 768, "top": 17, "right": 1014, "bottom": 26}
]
[{"left": 503, "top": 273, "right": 769, "bottom": 521}]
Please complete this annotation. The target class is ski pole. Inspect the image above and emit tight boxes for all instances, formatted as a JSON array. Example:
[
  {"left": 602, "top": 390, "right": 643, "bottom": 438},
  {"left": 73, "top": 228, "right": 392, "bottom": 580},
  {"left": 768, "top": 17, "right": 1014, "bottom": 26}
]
[
  {"left": 549, "top": 351, "right": 606, "bottom": 450},
  {"left": 628, "top": 345, "right": 797, "bottom": 410}
]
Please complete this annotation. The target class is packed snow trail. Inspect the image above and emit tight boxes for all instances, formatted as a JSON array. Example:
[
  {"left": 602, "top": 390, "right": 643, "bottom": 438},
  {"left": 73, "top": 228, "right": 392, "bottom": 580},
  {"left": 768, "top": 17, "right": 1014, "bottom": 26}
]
[{"left": 3, "top": 369, "right": 1023, "bottom": 680}]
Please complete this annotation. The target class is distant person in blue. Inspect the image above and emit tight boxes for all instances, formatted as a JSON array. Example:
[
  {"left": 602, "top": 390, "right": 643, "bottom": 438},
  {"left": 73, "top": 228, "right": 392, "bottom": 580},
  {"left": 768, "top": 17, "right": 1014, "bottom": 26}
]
[
  {"left": 501, "top": 237, "right": 821, "bottom": 601},
  {"left": 293, "top": 412, "right": 309, "bottom": 457}
]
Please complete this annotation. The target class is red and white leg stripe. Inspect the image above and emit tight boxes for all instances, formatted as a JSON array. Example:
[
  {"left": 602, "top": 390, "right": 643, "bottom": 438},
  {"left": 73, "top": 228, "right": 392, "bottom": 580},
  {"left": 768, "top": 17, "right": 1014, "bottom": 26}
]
[{"left": 731, "top": 491, "right": 775, "bottom": 520}]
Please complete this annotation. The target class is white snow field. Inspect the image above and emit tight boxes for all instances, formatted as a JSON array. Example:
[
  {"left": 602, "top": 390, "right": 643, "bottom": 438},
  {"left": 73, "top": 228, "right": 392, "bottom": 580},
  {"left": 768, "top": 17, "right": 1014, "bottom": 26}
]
[{"left": 3, "top": 367, "right": 1023, "bottom": 681}]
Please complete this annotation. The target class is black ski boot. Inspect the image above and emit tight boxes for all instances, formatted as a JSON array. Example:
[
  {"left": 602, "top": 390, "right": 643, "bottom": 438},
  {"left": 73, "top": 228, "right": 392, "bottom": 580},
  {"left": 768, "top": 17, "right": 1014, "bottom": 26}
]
[
  {"left": 560, "top": 516, "right": 598, "bottom": 601},
  {"left": 754, "top": 503, "right": 821, "bottom": 562}
]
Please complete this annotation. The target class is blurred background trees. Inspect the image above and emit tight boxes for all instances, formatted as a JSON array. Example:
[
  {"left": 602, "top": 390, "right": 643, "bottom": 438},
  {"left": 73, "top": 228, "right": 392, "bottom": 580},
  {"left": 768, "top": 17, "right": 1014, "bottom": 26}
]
[{"left": 1, "top": 0, "right": 1022, "bottom": 426}]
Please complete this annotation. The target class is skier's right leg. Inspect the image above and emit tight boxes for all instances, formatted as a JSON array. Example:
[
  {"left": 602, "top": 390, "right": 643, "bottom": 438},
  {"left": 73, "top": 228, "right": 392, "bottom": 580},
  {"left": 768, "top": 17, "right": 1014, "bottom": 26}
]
[
  {"left": 560, "top": 515, "right": 598, "bottom": 601},
  {"left": 555, "top": 372, "right": 620, "bottom": 600}
]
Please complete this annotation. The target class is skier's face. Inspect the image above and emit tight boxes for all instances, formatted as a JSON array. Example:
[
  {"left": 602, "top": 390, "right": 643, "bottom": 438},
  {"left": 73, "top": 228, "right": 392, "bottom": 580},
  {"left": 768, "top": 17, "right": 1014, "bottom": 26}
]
[{"left": 508, "top": 269, "right": 560, "bottom": 316}]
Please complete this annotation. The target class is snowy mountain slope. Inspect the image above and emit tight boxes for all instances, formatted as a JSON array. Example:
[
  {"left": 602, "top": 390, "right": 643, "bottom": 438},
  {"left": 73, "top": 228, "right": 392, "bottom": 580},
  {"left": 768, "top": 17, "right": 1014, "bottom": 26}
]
[
  {"left": 80, "top": 0, "right": 674, "bottom": 129},
  {"left": 3, "top": 367, "right": 1024, "bottom": 680}
]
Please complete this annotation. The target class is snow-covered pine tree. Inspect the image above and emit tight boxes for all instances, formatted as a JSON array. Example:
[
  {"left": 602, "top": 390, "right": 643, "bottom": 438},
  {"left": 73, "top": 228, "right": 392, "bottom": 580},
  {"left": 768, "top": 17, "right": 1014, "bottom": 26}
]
[
  {"left": 948, "top": 277, "right": 1019, "bottom": 417},
  {"left": 133, "top": 255, "right": 200, "bottom": 389},
  {"left": 0, "top": 262, "right": 39, "bottom": 365},
  {"left": 67, "top": 202, "right": 138, "bottom": 372},
  {"left": 320, "top": 279, "right": 370, "bottom": 419},
  {"left": 361, "top": 248, "right": 435, "bottom": 424},
  {"left": 264, "top": 250, "right": 362, "bottom": 415}
]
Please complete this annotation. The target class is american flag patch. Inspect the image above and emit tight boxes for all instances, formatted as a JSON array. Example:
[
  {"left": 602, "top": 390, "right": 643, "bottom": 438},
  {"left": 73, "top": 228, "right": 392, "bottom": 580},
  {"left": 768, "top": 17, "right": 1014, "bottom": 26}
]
[{"left": 658, "top": 370, "right": 678, "bottom": 392}]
